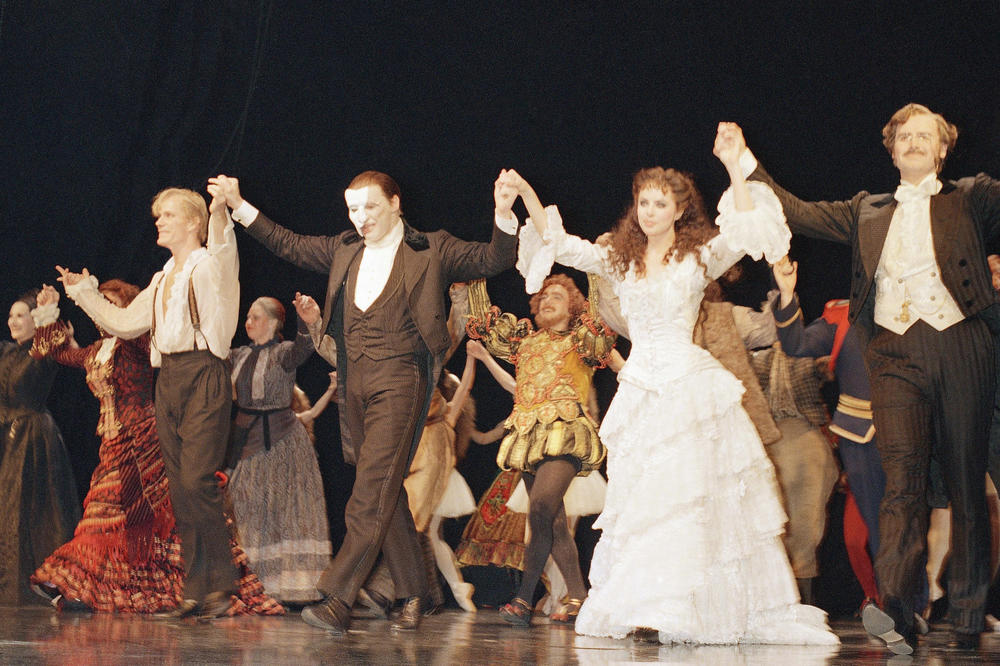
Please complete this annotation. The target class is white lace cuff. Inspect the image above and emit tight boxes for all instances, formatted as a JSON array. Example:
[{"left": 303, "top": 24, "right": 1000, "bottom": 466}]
[
  {"left": 31, "top": 302, "right": 59, "bottom": 327},
  {"left": 63, "top": 274, "right": 100, "bottom": 301},
  {"left": 516, "top": 205, "right": 566, "bottom": 294},
  {"left": 716, "top": 181, "right": 790, "bottom": 264}
]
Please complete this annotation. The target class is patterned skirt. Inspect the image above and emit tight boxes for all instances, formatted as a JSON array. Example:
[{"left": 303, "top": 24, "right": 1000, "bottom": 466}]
[
  {"left": 30, "top": 415, "right": 184, "bottom": 612},
  {"left": 31, "top": 412, "right": 286, "bottom": 616},
  {"left": 228, "top": 420, "right": 332, "bottom": 604},
  {"left": 455, "top": 470, "right": 526, "bottom": 570}
]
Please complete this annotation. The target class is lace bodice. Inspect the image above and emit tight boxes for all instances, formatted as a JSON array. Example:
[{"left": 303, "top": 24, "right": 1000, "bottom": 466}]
[{"left": 516, "top": 182, "right": 789, "bottom": 392}]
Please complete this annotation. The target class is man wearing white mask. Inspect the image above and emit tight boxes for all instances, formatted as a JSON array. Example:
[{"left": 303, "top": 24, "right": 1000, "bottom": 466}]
[
  {"left": 211, "top": 170, "right": 519, "bottom": 634},
  {"left": 725, "top": 105, "right": 1000, "bottom": 654}
]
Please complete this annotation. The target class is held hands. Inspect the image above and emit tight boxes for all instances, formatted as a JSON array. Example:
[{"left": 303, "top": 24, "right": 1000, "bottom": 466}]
[
  {"left": 293, "top": 292, "right": 321, "bottom": 324},
  {"left": 37, "top": 284, "right": 60, "bottom": 307},
  {"left": 55, "top": 265, "right": 91, "bottom": 289},
  {"left": 466, "top": 339, "right": 489, "bottom": 361},
  {"left": 713, "top": 122, "right": 747, "bottom": 170},
  {"left": 771, "top": 255, "right": 798, "bottom": 308},
  {"left": 207, "top": 175, "right": 244, "bottom": 211},
  {"left": 208, "top": 193, "right": 227, "bottom": 216},
  {"left": 66, "top": 321, "right": 79, "bottom": 349},
  {"left": 494, "top": 170, "right": 518, "bottom": 218}
]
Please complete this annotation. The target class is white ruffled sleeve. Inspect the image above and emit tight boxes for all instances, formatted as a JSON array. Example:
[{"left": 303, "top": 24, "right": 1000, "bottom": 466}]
[
  {"left": 31, "top": 302, "right": 59, "bottom": 328},
  {"left": 65, "top": 272, "right": 156, "bottom": 340},
  {"left": 704, "top": 181, "right": 790, "bottom": 280},
  {"left": 516, "top": 205, "right": 610, "bottom": 294}
]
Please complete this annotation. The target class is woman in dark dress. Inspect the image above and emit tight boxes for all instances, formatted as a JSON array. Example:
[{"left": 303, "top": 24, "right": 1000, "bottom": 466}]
[{"left": 0, "top": 289, "right": 80, "bottom": 606}]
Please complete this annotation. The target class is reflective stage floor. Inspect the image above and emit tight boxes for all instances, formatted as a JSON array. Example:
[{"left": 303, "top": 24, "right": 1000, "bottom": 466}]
[{"left": 1, "top": 605, "right": 999, "bottom": 664}]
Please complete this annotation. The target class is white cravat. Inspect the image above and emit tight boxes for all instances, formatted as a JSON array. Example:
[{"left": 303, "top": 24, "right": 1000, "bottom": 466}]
[
  {"left": 874, "top": 173, "right": 963, "bottom": 334},
  {"left": 354, "top": 220, "right": 405, "bottom": 311}
]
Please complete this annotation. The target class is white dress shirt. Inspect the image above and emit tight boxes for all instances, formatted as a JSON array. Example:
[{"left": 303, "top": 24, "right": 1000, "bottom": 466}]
[
  {"left": 231, "top": 201, "right": 520, "bottom": 312},
  {"left": 737, "top": 150, "right": 964, "bottom": 334},
  {"left": 874, "top": 174, "right": 963, "bottom": 334},
  {"left": 354, "top": 221, "right": 405, "bottom": 310},
  {"left": 65, "top": 210, "right": 240, "bottom": 366}
]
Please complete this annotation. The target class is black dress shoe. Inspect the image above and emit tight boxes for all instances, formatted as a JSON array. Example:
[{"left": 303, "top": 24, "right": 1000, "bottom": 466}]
[
  {"left": 301, "top": 596, "right": 351, "bottom": 635},
  {"left": 927, "top": 595, "right": 949, "bottom": 623},
  {"left": 356, "top": 587, "right": 392, "bottom": 619},
  {"left": 197, "top": 591, "right": 233, "bottom": 620},
  {"left": 153, "top": 599, "right": 200, "bottom": 620},
  {"left": 390, "top": 596, "right": 422, "bottom": 631},
  {"left": 946, "top": 631, "right": 980, "bottom": 650}
]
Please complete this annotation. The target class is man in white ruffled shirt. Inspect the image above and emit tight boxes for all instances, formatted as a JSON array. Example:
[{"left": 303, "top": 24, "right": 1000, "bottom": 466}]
[
  {"left": 727, "top": 104, "right": 1000, "bottom": 654},
  {"left": 56, "top": 184, "right": 240, "bottom": 619}
]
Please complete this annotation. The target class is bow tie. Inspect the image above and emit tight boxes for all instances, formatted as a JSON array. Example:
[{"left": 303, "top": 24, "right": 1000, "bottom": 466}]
[{"left": 894, "top": 179, "right": 939, "bottom": 204}]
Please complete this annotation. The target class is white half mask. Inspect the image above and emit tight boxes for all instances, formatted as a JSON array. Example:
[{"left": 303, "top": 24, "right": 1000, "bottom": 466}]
[{"left": 345, "top": 186, "right": 371, "bottom": 234}]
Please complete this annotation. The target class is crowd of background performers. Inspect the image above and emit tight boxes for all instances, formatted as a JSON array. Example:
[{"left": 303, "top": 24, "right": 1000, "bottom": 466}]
[{"left": 2, "top": 104, "right": 1000, "bottom": 655}]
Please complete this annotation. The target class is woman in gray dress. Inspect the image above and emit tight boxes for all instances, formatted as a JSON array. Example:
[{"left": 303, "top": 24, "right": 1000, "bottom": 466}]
[{"left": 227, "top": 295, "right": 332, "bottom": 604}]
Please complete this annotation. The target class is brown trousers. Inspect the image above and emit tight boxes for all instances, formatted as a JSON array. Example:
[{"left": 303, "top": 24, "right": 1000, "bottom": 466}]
[
  {"left": 317, "top": 352, "right": 431, "bottom": 603},
  {"left": 156, "top": 351, "right": 238, "bottom": 601}
]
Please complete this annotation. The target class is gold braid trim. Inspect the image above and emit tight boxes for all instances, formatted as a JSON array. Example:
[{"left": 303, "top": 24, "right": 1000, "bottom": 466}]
[
  {"left": 774, "top": 308, "right": 803, "bottom": 328},
  {"left": 574, "top": 274, "right": 617, "bottom": 368},
  {"left": 465, "top": 278, "right": 533, "bottom": 362},
  {"left": 836, "top": 394, "right": 873, "bottom": 419},
  {"left": 29, "top": 321, "right": 70, "bottom": 359}
]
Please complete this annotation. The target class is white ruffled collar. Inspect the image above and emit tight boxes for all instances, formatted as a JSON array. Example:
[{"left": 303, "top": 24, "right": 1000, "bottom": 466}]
[{"left": 161, "top": 247, "right": 209, "bottom": 336}]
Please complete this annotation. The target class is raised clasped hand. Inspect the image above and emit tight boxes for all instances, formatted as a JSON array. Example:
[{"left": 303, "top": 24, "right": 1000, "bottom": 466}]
[
  {"left": 207, "top": 175, "right": 244, "bottom": 210},
  {"left": 293, "top": 291, "right": 321, "bottom": 324},
  {"left": 494, "top": 170, "right": 518, "bottom": 215},
  {"left": 55, "top": 265, "right": 90, "bottom": 288},
  {"left": 713, "top": 122, "right": 747, "bottom": 167},
  {"left": 37, "top": 283, "right": 60, "bottom": 307}
]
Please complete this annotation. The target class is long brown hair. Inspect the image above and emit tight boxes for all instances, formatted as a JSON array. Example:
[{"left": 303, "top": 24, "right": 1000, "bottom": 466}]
[{"left": 606, "top": 167, "right": 716, "bottom": 278}]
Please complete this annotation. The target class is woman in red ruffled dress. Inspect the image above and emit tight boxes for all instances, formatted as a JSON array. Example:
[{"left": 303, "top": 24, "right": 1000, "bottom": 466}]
[{"left": 30, "top": 281, "right": 281, "bottom": 616}]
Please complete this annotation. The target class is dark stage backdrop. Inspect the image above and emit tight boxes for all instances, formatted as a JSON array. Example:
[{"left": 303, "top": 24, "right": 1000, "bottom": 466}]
[{"left": 2, "top": 2, "right": 999, "bottom": 590}]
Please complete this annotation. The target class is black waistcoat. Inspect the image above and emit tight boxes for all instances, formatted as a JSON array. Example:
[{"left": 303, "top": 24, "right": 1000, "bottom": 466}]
[{"left": 342, "top": 247, "right": 424, "bottom": 361}]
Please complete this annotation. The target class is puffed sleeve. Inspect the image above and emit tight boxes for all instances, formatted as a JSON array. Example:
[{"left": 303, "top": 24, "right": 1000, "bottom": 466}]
[
  {"left": 30, "top": 320, "right": 89, "bottom": 368},
  {"left": 704, "top": 181, "right": 790, "bottom": 279},
  {"left": 516, "top": 205, "right": 610, "bottom": 293},
  {"left": 567, "top": 274, "right": 618, "bottom": 368}
]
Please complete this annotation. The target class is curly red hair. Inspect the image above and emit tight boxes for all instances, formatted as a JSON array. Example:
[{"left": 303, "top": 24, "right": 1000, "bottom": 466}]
[
  {"left": 529, "top": 274, "right": 587, "bottom": 323},
  {"left": 606, "top": 167, "right": 717, "bottom": 279},
  {"left": 98, "top": 279, "right": 141, "bottom": 307}
]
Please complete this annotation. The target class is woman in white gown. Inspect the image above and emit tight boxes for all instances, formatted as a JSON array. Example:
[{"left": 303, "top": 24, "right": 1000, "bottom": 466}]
[{"left": 503, "top": 124, "right": 838, "bottom": 645}]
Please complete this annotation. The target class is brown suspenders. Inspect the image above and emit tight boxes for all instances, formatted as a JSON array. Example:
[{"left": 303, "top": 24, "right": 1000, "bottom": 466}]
[{"left": 150, "top": 265, "right": 206, "bottom": 353}]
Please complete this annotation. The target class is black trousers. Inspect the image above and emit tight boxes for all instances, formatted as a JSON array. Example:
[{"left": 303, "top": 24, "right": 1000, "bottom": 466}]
[
  {"left": 867, "top": 318, "right": 994, "bottom": 634},
  {"left": 317, "top": 352, "right": 431, "bottom": 604},
  {"left": 156, "top": 351, "right": 238, "bottom": 601}
]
